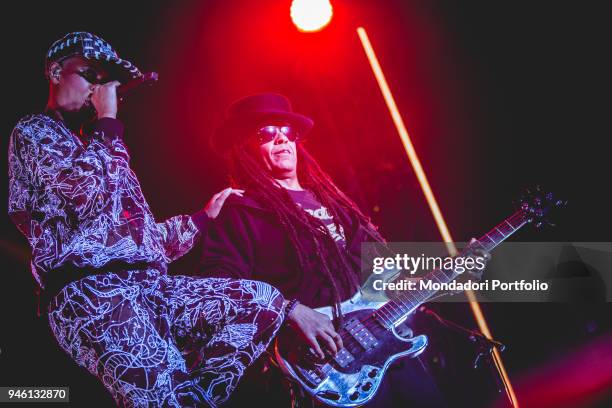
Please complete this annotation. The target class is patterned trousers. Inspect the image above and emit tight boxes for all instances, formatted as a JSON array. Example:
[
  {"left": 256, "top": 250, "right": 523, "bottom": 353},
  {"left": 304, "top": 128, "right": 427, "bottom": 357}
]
[{"left": 47, "top": 269, "right": 285, "bottom": 407}]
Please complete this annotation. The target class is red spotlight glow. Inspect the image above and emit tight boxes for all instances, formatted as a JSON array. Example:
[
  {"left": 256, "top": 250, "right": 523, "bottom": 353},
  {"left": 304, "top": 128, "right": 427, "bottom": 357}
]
[{"left": 290, "top": 0, "right": 333, "bottom": 32}]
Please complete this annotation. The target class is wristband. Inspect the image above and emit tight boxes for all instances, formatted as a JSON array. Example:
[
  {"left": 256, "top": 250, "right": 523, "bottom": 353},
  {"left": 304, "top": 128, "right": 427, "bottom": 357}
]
[{"left": 284, "top": 298, "right": 300, "bottom": 320}]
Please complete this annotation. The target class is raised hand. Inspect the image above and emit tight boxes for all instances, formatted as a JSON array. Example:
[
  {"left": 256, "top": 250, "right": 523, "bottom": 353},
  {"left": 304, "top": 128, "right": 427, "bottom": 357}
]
[
  {"left": 91, "top": 81, "right": 120, "bottom": 119},
  {"left": 204, "top": 187, "right": 244, "bottom": 219}
]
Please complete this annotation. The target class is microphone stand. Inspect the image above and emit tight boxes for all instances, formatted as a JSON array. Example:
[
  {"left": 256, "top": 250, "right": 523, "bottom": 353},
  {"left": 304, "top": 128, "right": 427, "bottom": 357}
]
[{"left": 418, "top": 305, "right": 511, "bottom": 403}]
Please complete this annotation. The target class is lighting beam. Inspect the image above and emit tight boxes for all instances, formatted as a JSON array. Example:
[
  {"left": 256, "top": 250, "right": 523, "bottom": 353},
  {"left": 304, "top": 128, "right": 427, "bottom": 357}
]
[{"left": 357, "top": 26, "right": 520, "bottom": 408}]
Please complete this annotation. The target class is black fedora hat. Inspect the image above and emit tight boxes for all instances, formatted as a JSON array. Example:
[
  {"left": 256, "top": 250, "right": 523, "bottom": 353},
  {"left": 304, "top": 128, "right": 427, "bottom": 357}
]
[{"left": 212, "top": 93, "right": 314, "bottom": 154}]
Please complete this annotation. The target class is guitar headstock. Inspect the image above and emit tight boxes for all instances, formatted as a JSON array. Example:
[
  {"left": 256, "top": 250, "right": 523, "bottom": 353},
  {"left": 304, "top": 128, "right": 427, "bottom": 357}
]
[{"left": 517, "top": 186, "right": 567, "bottom": 228}]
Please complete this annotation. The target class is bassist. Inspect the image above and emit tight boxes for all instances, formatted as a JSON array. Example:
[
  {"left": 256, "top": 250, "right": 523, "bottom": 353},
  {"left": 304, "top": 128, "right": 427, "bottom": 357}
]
[{"left": 199, "top": 93, "right": 447, "bottom": 407}]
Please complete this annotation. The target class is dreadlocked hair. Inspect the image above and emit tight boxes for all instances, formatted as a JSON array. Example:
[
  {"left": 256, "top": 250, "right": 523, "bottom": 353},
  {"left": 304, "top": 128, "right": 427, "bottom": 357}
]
[{"left": 226, "top": 142, "right": 385, "bottom": 324}]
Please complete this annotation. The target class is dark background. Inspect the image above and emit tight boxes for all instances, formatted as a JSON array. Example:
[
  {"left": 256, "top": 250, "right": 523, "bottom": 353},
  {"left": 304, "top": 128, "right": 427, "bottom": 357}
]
[{"left": 1, "top": 1, "right": 609, "bottom": 407}]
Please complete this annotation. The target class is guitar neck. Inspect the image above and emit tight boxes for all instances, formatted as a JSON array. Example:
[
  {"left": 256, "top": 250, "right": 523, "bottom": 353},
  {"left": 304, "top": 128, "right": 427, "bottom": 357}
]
[
  {"left": 374, "top": 210, "right": 528, "bottom": 328},
  {"left": 473, "top": 210, "right": 528, "bottom": 252}
]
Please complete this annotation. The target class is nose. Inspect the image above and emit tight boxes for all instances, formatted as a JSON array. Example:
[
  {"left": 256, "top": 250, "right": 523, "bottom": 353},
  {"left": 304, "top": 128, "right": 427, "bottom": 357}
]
[{"left": 273, "top": 130, "right": 289, "bottom": 144}]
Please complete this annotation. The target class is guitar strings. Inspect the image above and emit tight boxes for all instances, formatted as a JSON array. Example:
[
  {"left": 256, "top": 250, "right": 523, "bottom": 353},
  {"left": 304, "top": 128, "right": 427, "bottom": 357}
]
[{"left": 319, "top": 210, "right": 527, "bottom": 365}]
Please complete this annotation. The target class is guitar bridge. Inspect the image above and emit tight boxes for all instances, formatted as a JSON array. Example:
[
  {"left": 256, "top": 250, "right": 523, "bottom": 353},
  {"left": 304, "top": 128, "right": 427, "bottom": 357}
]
[{"left": 303, "top": 368, "right": 325, "bottom": 385}]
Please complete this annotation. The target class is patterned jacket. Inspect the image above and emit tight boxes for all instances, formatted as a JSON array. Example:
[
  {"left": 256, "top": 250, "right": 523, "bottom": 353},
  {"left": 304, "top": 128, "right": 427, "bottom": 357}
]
[{"left": 8, "top": 113, "right": 207, "bottom": 288}]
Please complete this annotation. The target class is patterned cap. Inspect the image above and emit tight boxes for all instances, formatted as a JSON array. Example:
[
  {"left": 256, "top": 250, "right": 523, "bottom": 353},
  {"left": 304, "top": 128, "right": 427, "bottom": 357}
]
[{"left": 45, "top": 32, "right": 142, "bottom": 83}]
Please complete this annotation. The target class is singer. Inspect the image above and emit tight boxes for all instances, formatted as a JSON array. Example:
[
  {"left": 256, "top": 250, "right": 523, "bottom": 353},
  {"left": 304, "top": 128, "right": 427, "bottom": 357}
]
[{"left": 7, "top": 32, "right": 286, "bottom": 407}]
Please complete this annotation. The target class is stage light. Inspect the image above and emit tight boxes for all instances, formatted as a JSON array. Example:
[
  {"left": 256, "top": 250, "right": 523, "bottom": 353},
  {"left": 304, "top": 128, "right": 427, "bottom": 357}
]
[{"left": 290, "top": 0, "right": 333, "bottom": 32}]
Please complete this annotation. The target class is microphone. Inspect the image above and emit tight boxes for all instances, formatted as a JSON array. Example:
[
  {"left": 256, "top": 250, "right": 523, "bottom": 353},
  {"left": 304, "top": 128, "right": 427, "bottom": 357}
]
[
  {"left": 117, "top": 72, "right": 159, "bottom": 99},
  {"left": 79, "top": 72, "right": 159, "bottom": 136}
]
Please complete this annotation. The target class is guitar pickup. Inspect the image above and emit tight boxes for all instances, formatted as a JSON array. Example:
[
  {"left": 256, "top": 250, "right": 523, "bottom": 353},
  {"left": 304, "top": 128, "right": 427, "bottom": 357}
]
[
  {"left": 332, "top": 348, "right": 355, "bottom": 368},
  {"left": 346, "top": 319, "right": 379, "bottom": 350}
]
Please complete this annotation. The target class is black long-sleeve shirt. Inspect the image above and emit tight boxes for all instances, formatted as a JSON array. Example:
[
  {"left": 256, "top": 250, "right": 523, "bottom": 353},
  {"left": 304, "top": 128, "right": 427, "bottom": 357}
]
[{"left": 199, "top": 193, "right": 373, "bottom": 308}]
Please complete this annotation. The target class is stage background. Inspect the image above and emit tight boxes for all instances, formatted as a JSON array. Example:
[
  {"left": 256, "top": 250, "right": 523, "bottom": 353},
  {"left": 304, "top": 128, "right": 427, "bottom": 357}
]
[{"left": 1, "top": 1, "right": 609, "bottom": 406}]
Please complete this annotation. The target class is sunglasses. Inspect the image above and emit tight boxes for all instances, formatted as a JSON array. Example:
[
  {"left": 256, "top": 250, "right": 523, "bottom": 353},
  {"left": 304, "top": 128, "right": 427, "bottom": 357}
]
[
  {"left": 256, "top": 125, "right": 300, "bottom": 144},
  {"left": 76, "top": 68, "right": 107, "bottom": 84},
  {"left": 62, "top": 67, "right": 107, "bottom": 84}
]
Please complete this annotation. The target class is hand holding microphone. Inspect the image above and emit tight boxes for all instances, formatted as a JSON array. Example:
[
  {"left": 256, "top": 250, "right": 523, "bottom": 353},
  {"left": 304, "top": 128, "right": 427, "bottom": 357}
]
[
  {"left": 91, "top": 72, "right": 158, "bottom": 120},
  {"left": 92, "top": 81, "right": 120, "bottom": 119}
]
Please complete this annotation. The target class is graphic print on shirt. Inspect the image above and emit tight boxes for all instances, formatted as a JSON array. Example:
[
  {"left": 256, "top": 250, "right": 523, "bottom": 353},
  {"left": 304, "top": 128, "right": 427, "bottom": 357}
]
[
  {"left": 286, "top": 189, "right": 346, "bottom": 247},
  {"left": 302, "top": 206, "right": 346, "bottom": 244}
]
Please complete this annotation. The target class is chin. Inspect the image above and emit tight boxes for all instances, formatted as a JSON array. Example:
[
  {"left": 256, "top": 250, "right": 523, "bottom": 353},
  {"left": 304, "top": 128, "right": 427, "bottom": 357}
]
[
  {"left": 274, "top": 158, "right": 296, "bottom": 167},
  {"left": 273, "top": 164, "right": 295, "bottom": 173}
]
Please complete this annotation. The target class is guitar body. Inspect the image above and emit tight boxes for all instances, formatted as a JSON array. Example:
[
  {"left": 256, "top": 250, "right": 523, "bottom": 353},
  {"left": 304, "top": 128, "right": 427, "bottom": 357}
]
[{"left": 274, "top": 292, "right": 428, "bottom": 407}]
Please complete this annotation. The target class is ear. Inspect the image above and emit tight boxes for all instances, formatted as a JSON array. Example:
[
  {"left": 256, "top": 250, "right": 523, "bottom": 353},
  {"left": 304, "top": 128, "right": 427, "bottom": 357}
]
[{"left": 48, "top": 62, "right": 62, "bottom": 85}]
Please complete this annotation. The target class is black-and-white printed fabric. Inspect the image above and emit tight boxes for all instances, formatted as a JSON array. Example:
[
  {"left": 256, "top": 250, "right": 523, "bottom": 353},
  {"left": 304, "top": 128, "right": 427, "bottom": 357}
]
[
  {"left": 48, "top": 270, "right": 284, "bottom": 407},
  {"left": 8, "top": 113, "right": 286, "bottom": 406},
  {"left": 8, "top": 114, "right": 199, "bottom": 287}
]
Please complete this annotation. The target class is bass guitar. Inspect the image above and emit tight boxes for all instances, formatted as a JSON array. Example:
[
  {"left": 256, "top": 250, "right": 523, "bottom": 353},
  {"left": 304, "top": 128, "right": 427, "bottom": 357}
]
[{"left": 274, "top": 189, "right": 564, "bottom": 406}]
